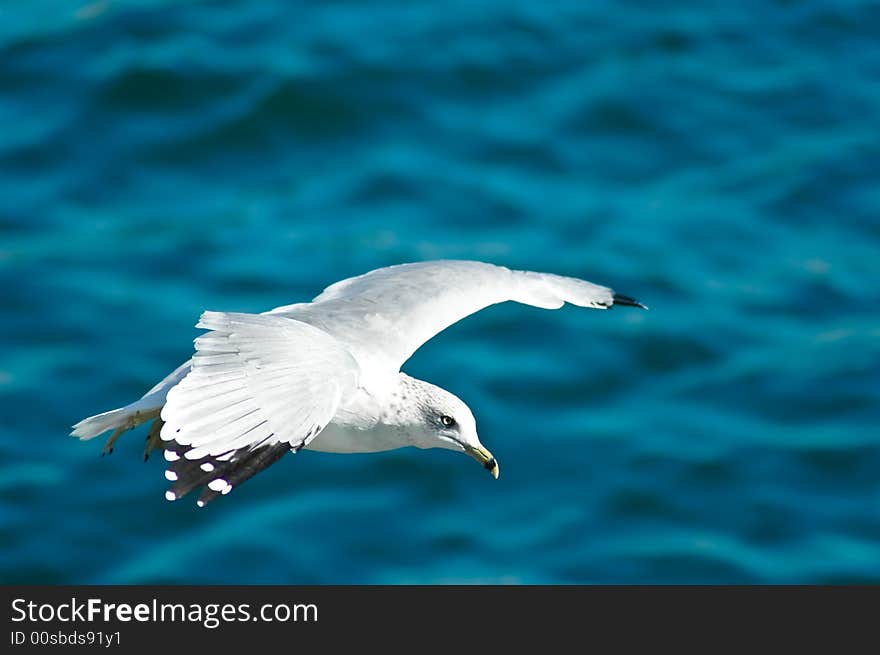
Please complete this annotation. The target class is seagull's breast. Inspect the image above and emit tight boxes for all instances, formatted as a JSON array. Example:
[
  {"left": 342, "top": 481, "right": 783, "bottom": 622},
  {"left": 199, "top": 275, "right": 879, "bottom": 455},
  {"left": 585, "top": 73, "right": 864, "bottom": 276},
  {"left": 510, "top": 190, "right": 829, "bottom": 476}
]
[{"left": 304, "top": 421, "right": 409, "bottom": 454}]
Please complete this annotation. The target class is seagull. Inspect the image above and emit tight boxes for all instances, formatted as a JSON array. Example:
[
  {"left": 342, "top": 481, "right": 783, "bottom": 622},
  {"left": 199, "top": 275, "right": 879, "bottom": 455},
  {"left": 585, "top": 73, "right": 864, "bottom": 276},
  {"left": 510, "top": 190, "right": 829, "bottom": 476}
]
[{"left": 72, "top": 260, "right": 645, "bottom": 506}]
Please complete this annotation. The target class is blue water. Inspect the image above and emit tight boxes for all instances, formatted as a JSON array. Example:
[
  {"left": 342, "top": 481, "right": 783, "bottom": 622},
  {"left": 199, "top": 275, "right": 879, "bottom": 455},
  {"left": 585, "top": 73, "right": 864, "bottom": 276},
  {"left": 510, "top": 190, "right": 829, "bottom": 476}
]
[{"left": 1, "top": 1, "right": 879, "bottom": 584}]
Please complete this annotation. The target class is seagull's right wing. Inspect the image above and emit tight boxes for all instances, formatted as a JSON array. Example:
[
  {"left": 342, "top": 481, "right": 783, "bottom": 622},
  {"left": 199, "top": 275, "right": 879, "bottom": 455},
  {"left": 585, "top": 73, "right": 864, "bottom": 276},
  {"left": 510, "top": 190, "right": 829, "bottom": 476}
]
[
  {"left": 159, "top": 311, "right": 359, "bottom": 506},
  {"left": 270, "top": 260, "right": 644, "bottom": 375}
]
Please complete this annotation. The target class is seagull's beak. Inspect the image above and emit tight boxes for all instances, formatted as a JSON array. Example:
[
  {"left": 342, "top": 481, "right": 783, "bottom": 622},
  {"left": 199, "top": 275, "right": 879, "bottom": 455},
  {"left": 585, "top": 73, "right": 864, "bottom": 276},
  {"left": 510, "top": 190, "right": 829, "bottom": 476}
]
[{"left": 465, "top": 444, "right": 499, "bottom": 479}]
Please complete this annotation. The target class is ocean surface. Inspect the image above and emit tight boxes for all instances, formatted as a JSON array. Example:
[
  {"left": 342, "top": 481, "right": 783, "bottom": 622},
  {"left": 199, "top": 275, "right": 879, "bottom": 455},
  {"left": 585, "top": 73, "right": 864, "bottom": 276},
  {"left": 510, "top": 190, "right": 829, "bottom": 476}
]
[{"left": 1, "top": 1, "right": 878, "bottom": 584}]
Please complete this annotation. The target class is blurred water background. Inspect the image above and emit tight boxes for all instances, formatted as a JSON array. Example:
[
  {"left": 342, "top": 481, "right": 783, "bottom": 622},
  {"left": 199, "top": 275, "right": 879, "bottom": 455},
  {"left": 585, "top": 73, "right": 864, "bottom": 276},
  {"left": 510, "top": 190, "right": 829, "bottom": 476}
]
[{"left": 1, "top": 0, "right": 878, "bottom": 584}]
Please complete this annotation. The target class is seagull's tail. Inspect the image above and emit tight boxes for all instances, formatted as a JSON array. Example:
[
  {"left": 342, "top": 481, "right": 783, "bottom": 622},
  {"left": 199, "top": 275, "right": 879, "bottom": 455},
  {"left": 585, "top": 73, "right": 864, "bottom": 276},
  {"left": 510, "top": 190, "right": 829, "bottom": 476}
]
[
  {"left": 70, "top": 402, "right": 155, "bottom": 440},
  {"left": 71, "top": 398, "right": 164, "bottom": 456},
  {"left": 71, "top": 360, "right": 191, "bottom": 454}
]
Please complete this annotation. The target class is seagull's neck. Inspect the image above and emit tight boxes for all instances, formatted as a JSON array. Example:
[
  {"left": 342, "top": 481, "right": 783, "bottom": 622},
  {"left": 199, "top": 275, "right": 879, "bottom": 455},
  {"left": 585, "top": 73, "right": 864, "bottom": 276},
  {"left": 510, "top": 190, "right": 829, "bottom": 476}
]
[
  {"left": 370, "top": 372, "right": 434, "bottom": 429},
  {"left": 308, "top": 373, "right": 435, "bottom": 454},
  {"left": 331, "top": 372, "right": 429, "bottom": 429}
]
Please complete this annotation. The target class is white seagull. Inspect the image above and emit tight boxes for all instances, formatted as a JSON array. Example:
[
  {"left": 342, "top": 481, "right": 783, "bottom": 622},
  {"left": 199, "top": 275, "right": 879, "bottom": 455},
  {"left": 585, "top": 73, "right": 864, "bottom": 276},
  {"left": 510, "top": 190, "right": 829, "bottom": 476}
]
[{"left": 72, "top": 260, "right": 645, "bottom": 506}]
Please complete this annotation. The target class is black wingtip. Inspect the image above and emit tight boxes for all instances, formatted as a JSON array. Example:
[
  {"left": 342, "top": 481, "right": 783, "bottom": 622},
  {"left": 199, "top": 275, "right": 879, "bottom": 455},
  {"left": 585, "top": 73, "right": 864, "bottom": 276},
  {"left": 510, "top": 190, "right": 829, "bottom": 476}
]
[
  {"left": 612, "top": 293, "right": 648, "bottom": 310},
  {"left": 162, "top": 439, "right": 291, "bottom": 507}
]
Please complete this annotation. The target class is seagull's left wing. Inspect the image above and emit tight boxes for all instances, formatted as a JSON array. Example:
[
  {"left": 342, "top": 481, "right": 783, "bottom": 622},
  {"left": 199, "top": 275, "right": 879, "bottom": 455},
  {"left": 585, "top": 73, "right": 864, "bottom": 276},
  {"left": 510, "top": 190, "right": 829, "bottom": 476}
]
[
  {"left": 270, "top": 260, "right": 645, "bottom": 374},
  {"left": 160, "top": 311, "right": 359, "bottom": 506}
]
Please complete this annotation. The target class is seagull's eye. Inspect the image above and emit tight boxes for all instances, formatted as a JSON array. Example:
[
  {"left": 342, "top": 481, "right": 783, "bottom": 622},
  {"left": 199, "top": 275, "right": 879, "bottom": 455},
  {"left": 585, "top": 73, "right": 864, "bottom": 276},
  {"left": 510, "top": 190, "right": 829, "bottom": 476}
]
[{"left": 440, "top": 415, "right": 456, "bottom": 428}]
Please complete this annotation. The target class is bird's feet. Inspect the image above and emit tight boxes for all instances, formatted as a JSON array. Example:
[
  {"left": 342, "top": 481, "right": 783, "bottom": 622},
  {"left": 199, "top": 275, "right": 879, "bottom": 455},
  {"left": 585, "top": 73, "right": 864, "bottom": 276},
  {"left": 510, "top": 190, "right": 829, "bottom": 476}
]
[{"left": 143, "top": 417, "right": 165, "bottom": 461}]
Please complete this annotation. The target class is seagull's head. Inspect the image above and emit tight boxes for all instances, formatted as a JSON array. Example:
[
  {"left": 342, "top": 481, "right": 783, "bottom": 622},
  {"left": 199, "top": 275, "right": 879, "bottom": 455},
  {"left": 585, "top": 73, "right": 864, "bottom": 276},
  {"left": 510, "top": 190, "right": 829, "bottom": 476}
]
[{"left": 409, "top": 380, "right": 499, "bottom": 480}]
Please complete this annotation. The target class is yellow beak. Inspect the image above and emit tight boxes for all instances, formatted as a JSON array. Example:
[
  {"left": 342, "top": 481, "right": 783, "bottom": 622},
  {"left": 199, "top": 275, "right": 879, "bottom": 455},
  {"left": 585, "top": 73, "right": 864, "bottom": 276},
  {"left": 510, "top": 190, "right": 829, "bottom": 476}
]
[{"left": 465, "top": 444, "right": 499, "bottom": 479}]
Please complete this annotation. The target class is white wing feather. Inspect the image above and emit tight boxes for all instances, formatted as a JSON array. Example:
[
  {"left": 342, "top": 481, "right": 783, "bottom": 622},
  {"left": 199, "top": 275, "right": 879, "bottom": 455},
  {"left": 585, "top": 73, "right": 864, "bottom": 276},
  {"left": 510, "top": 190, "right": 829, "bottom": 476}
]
[
  {"left": 270, "top": 260, "right": 622, "bottom": 374},
  {"left": 160, "top": 311, "right": 359, "bottom": 459}
]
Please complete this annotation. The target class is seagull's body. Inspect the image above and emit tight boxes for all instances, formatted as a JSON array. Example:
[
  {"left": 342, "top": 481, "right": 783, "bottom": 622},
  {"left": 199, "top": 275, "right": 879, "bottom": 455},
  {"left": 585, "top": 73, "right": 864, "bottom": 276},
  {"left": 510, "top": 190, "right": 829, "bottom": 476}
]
[{"left": 72, "top": 260, "right": 645, "bottom": 506}]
